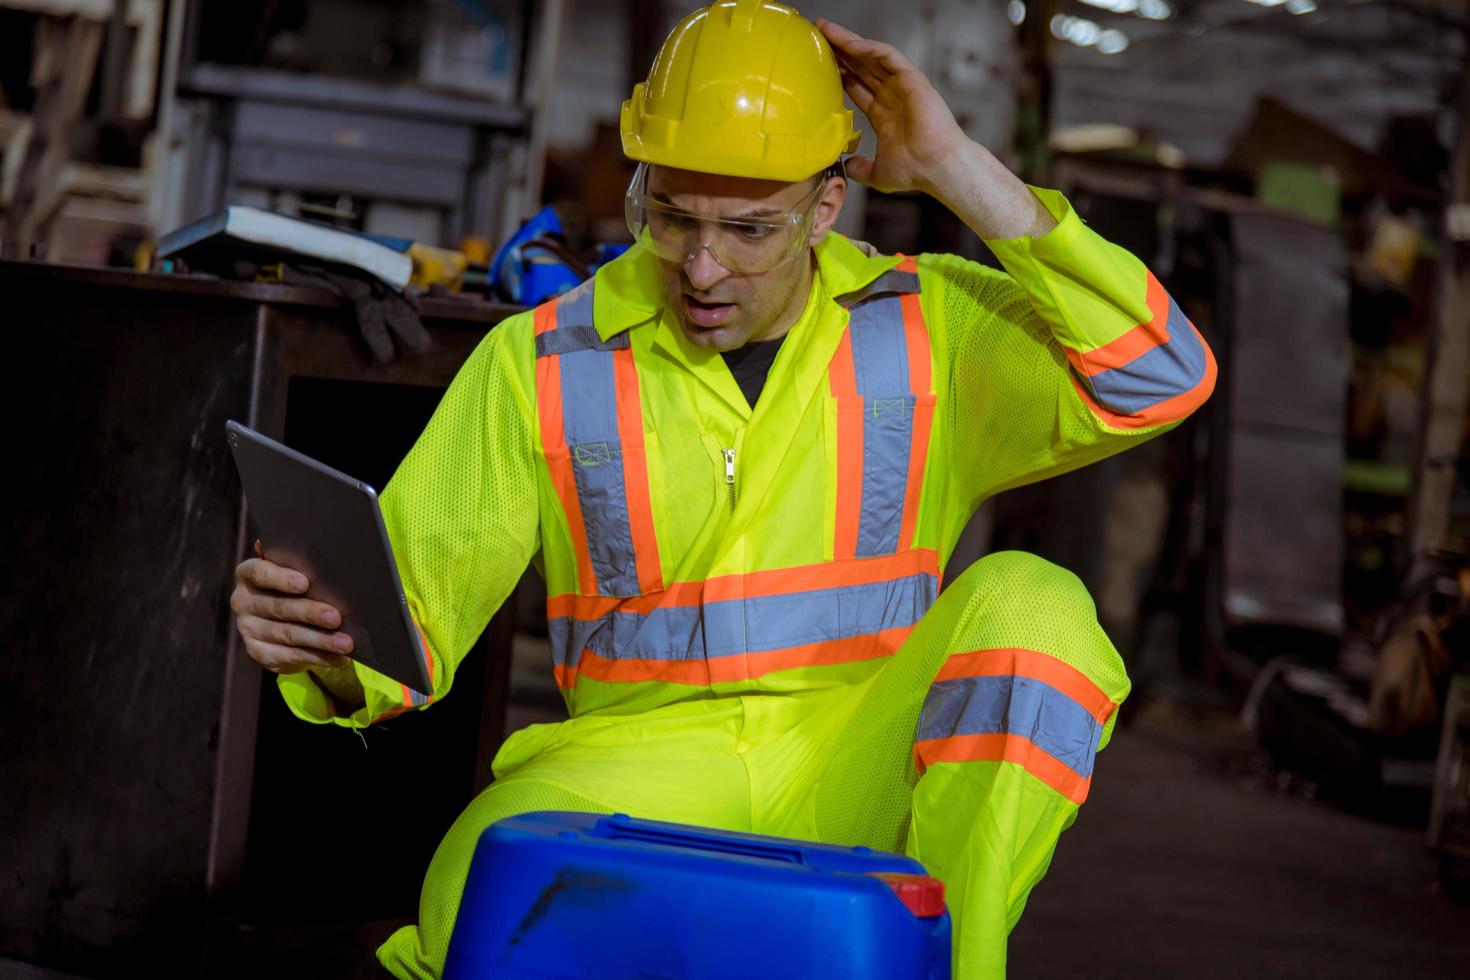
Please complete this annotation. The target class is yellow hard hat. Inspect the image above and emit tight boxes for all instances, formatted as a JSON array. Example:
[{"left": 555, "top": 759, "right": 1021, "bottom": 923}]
[{"left": 620, "top": 1, "right": 859, "bottom": 182}]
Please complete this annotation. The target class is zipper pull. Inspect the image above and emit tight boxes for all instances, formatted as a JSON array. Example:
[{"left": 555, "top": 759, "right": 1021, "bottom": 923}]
[{"left": 723, "top": 448, "right": 737, "bottom": 511}]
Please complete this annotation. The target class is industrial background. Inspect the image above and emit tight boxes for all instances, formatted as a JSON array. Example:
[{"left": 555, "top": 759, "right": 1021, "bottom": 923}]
[{"left": 2, "top": 0, "right": 1469, "bottom": 977}]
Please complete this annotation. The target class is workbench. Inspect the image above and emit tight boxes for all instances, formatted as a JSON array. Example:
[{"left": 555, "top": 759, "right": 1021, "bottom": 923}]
[{"left": 0, "top": 260, "right": 525, "bottom": 976}]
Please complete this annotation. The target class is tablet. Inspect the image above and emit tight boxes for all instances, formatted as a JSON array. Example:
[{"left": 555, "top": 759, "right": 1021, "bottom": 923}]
[{"left": 226, "top": 420, "right": 431, "bottom": 696}]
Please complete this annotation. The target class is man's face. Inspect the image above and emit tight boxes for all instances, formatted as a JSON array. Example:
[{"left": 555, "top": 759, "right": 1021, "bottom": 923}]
[{"left": 645, "top": 165, "right": 845, "bottom": 352}]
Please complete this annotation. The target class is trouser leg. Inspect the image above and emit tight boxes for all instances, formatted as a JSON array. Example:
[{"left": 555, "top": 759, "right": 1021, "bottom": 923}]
[
  {"left": 377, "top": 700, "right": 753, "bottom": 979},
  {"left": 815, "top": 551, "right": 1128, "bottom": 979},
  {"left": 378, "top": 777, "right": 613, "bottom": 980}
]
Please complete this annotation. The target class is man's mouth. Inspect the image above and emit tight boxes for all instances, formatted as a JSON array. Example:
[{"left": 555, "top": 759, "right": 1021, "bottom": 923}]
[{"left": 684, "top": 295, "right": 736, "bottom": 328}]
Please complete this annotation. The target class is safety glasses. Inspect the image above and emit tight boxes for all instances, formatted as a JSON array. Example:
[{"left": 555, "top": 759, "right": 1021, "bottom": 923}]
[{"left": 623, "top": 162, "right": 836, "bottom": 275}]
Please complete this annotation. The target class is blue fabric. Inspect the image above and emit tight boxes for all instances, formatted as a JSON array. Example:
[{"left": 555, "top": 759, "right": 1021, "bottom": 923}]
[
  {"left": 487, "top": 206, "right": 575, "bottom": 305},
  {"left": 915, "top": 675, "right": 1102, "bottom": 778},
  {"left": 547, "top": 571, "right": 941, "bottom": 670},
  {"left": 1080, "top": 297, "right": 1208, "bottom": 415},
  {"left": 487, "top": 207, "right": 631, "bottom": 305}
]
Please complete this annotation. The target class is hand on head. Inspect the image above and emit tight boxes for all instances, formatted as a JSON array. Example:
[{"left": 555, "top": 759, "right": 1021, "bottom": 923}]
[{"left": 813, "top": 18, "right": 970, "bottom": 196}]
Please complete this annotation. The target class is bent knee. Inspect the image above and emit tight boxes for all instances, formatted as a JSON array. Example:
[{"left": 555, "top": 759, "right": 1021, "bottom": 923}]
[
  {"left": 937, "top": 551, "right": 1128, "bottom": 704},
  {"left": 950, "top": 550, "right": 1096, "bottom": 627}
]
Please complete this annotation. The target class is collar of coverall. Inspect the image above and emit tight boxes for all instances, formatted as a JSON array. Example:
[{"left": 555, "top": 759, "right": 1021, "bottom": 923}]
[{"left": 587, "top": 228, "right": 907, "bottom": 345}]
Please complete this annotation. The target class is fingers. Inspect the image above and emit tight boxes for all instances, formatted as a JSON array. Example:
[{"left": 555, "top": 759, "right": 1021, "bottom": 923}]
[
  {"left": 816, "top": 18, "right": 917, "bottom": 78},
  {"left": 834, "top": 46, "right": 890, "bottom": 100},
  {"left": 231, "top": 587, "right": 343, "bottom": 631},
  {"left": 231, "top": 556, "right": 354, "bottom": 673},
  {"left": 240, "top": 635, "right": 349, "bottom": 674},
  {"left": 843, "top": 155, "right": 877, "bottom": 187},
  {"left": 839, "top": 66, "right": 876, "bottom": 114},
  {"left": 813, "top": 17, "right": 863, "bottom": 51},
  {"left": 237, "top": 611, "right": 353, "bottom": 653},
  {"left": 236, "top": 557, "right": 309, "bottom": 595}
]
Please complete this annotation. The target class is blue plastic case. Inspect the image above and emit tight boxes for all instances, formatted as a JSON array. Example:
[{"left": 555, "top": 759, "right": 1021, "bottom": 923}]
[{"left": 444, "top": 811, "right": 952, "bottom": 979}]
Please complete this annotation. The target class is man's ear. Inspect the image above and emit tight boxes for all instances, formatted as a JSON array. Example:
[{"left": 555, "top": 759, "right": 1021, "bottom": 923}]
[{"left": 808, "top": 175, "right": 847, "bottom": 246}]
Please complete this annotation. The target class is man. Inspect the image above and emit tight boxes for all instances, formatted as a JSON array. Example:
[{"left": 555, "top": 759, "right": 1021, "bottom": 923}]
[{"left": 230, "top": 3, "right": 1215, "bottom": 977}]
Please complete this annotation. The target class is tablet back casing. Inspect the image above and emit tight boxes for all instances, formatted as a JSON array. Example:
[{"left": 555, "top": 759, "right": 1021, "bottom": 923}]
[{"left": 226, "top": 421, "right": 431, "bottom": 696}]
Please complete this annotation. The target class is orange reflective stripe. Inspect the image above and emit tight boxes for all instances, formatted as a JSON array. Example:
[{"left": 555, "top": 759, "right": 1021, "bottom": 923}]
[
  {"left": 897, "top": 257, "right": 932, "bottom": 551},
  {"left": 535, "top": 300, "right": 599, "bottom": 595},
  {"left": 913, "top": 732, "right": 1092, "bottom": 804},
  {"left": 545, "top": 549, "right": 942, "bottom": 620},
  {"left": 897, "top": 260, "right": 928, "bottom": 391},
  {"left": 829, "top": 328, "right": 863, "bottom": 561},
  {"left": 612, "top": 346, "right": 663, "bottom": 593},
  {"left": 555, "top": 624, "right": 916, "bottom": 690},
  {"left": 935, "top": 647, "right": 1116, "bottom": 725},
  {"left": 1064, "top": 271, "right": 1172, "bottom": 377},
  {"left": 829, "top": 257, "right": 933, "bottom": 558},
  {"left": 536, "top": 284, "right": 662, "bottom": 598},
  {"left": 707, "top": 547, "right": 939, "bottom": 603}
]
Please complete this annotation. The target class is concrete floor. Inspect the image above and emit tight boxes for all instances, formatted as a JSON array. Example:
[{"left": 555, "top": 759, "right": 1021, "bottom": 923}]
[
  {"left": 9, "top": 697, "right": 1460, "bottom": 979},
  {"left": 1009, "top": 704, "right": 1470, "bottom": 979}
]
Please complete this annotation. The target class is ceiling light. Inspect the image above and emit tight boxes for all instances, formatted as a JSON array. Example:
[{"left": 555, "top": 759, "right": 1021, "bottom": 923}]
[
  {"left": 1076, "top": 0, "right": 1173, "bottom": 19},
  {"left": 1051, "top": 14, "right": 1130, "bottom": 53},
  {"left": 1096, "top": 28, "right": 1130, "bottom": 53}
]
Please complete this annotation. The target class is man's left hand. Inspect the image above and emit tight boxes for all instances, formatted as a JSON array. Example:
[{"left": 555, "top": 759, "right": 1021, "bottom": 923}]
[
  {"left": 814, "top": 18, "right": 1057, "bottom": 242},
  {"left": 814, "top": 18, "right": 969, "bottom": 197}
]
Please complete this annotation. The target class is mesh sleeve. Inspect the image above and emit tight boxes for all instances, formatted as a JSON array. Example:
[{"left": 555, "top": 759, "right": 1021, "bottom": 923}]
[
  {"left": 279, "top": 315, "right": 542, "bottom": 727},
  {"left": 921, "top": 252, "right": 1179, "bottom": 510},
  {"left": 382, "top": 318, "right": 541, "bottom": 701}
]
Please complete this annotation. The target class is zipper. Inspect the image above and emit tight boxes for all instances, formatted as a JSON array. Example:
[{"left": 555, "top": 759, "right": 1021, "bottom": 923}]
[{"left": 723, "top": 448, "right": 737, "bottom": 512}]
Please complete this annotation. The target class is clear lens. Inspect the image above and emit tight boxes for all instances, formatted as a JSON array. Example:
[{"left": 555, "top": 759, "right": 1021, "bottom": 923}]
[{"left": 624, "top": 163, "right": 823, "bottom": 275}]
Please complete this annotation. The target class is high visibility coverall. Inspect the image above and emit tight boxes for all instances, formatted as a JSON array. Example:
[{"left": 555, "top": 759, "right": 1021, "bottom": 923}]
[{"left": 277, "top": 187, "right": 1215, "bottom": 978}]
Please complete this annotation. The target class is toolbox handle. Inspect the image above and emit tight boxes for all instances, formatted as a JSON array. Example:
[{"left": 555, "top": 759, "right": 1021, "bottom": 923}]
[{"left": 593, "top": 817, "right": 805, "bottom": 865}]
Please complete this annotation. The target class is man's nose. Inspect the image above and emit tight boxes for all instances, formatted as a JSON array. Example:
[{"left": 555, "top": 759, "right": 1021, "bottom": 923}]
[{"left": 683, "top": 246, "right": 731, "bottom": 292}]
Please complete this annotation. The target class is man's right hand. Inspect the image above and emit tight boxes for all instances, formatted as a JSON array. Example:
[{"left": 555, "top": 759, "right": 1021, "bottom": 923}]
[{"left": 230, "top": 550, "right": 355, "bottom": 674}]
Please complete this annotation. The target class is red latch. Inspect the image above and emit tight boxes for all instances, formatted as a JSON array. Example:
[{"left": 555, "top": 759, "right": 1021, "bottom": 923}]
[{"left": 868, "top": 872, "right": 946, "bottom": 918}]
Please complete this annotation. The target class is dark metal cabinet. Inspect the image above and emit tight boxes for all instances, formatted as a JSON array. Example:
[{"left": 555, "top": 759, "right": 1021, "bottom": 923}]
[{"left": 0, "top": 262, "right": 522, "bottom": 977}]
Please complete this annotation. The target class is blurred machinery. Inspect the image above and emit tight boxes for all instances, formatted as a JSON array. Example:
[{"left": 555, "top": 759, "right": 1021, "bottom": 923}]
[
  {"left": 154, "top": 0, "right": 557, "bottom": 250},
  {"left": 1, "top": 0, "right": 566, "bottom": 262},
  {"left": 1, "top": 0, "right": 165, "bottom": 263}
]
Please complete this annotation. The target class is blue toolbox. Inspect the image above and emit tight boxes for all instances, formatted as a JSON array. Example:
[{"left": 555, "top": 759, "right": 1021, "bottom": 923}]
[{"left": 444, "top": 811, "right": 952, "bottom": 979}]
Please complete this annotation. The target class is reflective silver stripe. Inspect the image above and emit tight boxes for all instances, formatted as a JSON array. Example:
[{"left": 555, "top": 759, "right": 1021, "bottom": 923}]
[
  {"left": 538, "top": 282, "right": 645, "bottom": 597},
  {"left": 843, "top": 268, "right": 922, "bottom": 557},
  {"left": 561, "top": 346, "right": 641, "bottom": 596},
  {"left": 548, "top": 569, "right": 940, "bottom": 671},
  {"left": 1077, "top": 296, "right": 1207, "bottom": 414},
  {"left": 916, "top": 675, "right": 1102, "bottom": 778}
]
